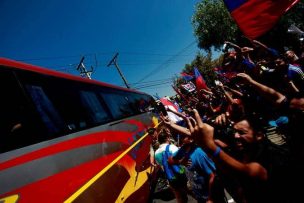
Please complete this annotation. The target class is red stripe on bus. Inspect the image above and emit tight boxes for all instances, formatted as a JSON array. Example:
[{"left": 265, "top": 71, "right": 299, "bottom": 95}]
[
  {"left": 1, "top": 151, "right": 127, "bottom": 202},
  {"left": 0, "top": 130, "right": 133, "bottom": 170}
]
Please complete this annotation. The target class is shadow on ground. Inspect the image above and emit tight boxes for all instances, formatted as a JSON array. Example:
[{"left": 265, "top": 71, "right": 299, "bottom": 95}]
[{"left": 152, "top": 187, "right": 175, "bottom": 201}]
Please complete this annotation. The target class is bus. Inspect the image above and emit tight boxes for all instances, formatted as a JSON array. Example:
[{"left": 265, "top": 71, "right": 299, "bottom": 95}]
[{"left": 0, "top": 58, "right": 160, "bottom": 203}]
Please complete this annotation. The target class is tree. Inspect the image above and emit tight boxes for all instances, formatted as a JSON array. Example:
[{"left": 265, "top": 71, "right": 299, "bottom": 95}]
[
  {"left": 192, "top": 0, "right": 304, "bottom": 52},
  {"left": 192, "top": 0, "right": 239, "bottom": 51}
]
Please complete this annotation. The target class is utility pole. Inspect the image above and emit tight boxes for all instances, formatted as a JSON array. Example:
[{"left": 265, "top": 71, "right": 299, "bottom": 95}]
[
  {"left": 107, "top": 53, "right": 130, "bottom": 89},
  {"left": 76, "top": 56, "right": 93, "bottom": 79}
]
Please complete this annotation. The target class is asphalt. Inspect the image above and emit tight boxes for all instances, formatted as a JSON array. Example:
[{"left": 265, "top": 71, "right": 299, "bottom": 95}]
[
  {"left": 151, "top": 181, "right": 235, "bottom": 203},
  {"left": 152, "top": 187, "right": 197, "bottom": 203}
]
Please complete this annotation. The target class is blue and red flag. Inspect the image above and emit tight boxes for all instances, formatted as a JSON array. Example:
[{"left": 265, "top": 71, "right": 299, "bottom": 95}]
[
  {"left": 180, "top": 72, "right": 194, "bottom": 81},
  {"left": 194, "top": 67, "right": 209, "bottom": 91},
  {"left": 160, "top": 97, "right": 180, "bottom": 112},
  {"left": 223, "top": 0, "right": 299, "bottom": 39}
]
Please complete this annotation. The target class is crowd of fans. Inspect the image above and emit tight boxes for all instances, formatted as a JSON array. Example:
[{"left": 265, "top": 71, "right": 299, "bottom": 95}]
[{"left": 149, "top": 39, "right": 304, "bottom": 203}]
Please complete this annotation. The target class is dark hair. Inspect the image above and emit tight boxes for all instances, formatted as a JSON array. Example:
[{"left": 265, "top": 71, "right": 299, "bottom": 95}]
[
  {"left": 147, "top": 127, "right": 156, "bottom": 134},
  {"left": 276, "top": 54, "right": 289, "bottom": 63},
  {"left": 236, "top": 113, "right": 265, "bottom": 133},
  {"left": 158, "top": 131, "right": 169, "bottom": 144}
]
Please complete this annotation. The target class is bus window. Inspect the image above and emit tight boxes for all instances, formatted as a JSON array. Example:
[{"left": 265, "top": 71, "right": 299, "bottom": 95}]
[
  {"left": 25, "top": 85, "right": 64, "bottom": 134},
  {"left": 45, "top": 82, "right": 92, "bottom": 132},
  {"left": 99, "top": 90, "right": 134, "bottom": 119},
  {"left": 0, "top": 69, "right": 46, "bottom": 153},
  {"left": 18, "top": 70, "right": 112, "bottom": 134},
  {"left": 129, "top": 94, "right": 154, "bottom": 113},
  {"left": 79, "top": 90, "right": 111, "bottom": 124},
  {"left": 127, "top": 93, "right": 146, "bottom": 113}
]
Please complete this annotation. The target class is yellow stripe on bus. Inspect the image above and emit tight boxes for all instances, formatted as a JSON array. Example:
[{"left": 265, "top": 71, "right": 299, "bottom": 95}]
[
  {"left": 64, "top": 121, "right": 161, "bottom": 203},
  {"left": 0, "top": 194, "right": 19, "bottom": 203}
]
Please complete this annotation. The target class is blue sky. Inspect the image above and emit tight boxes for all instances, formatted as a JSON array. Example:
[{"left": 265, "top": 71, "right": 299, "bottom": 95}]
[{"left": 0, "top": 0, "right": 202, "bottom": 97}]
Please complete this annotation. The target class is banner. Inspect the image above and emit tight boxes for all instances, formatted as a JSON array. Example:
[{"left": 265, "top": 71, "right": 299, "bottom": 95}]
[{"left": 181, "top": 81, "right": 196, "bottom": 93}]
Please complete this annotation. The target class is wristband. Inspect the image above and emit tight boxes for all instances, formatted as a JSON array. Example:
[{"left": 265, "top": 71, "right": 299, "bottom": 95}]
[{"left": 213, "top": 146, "right": 221, "bottom": 157}]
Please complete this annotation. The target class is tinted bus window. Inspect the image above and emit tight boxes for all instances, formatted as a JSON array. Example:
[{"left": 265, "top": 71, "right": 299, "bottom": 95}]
[
  {"left": 99, "top": 90, "right": 135, "bottom": 119},
  {"left": 25, "top": 84, "right": 65, "bottom": 134},
  {"left": 79, "top": 90, "right": 111, "bottom": 124},
  {"left": 128, "top": 93, "right": 153, "bottom": 113},
  {"left": 99, "top": 88, "right": 154, "bottom": 119},
  {"left": 0, "top": 68, "right": 46, "bottom": 153},
  {"left": 18, "top": 70, "right": 112, "bottom": 134}
]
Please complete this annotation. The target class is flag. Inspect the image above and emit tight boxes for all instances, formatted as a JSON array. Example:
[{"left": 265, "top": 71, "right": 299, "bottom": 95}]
[
  {"left": 194, "top": 67, "right": 209, "bottom": 91},
  {"left": 180, "top": 72, "right": 194, "bottom": 81},
  {"left": 160, "top": 98, "right": 179, "bottom": 112},
  {"left": 223, "top": 0, "right": 300, "bottom": 39}
]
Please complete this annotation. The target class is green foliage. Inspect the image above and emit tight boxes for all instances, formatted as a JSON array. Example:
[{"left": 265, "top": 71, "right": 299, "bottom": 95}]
[{"left": 192, "top": 0, "right": 239, "bottom": 51}]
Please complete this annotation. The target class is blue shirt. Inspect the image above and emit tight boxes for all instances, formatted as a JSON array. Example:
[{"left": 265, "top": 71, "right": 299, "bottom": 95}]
[{"left": 174, "top": 144, "right": 215, "bottom": 177}]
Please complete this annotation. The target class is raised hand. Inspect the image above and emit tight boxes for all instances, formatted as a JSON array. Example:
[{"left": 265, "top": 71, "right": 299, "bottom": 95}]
[
  {"left": 159, "top": 114, "right": 172, "bottom": 126},
  {"left": 214, "top": 113, "right": 228, "bottom": 126},
  {"left": 186, "top": 109, "right": 216, "bottom": 151}
]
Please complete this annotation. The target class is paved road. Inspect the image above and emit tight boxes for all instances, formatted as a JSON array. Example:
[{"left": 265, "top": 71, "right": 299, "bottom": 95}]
[
  {"left": 150, "top": 172, "right": 235, "bottom": 203},
  {"left": 151, "top": 184, "right": 235, "bottom": 203},
  {"left": 152, "top": 187, "right": 197, "bottom": 203}
]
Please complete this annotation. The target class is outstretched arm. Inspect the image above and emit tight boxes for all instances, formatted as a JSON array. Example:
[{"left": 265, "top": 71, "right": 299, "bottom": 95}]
[
  {"left": 166, "top": 106, "right": 186, "bottom": 119},
  {"left": 189, "top": 109, "right": 268, "bottom": 181},
  {"left": 218, "top": 82, "right": 236, "bottom": 105},
  {"left": 237, "top": 73, "right": 286, "bottom": 106},
  {"left": 251, "top": 39, "right": 269, "bottom": 50},
  {"left": 287, "top": 80, "right": 300, "bottom": 93},
  {"left": 224, "top": 85, "right": 244, "bottom": 97},
  {"left": 160, "top": 114, "right": 191, "bottom": 136},
  {"left": 225, "top": 41, "right": 241, "bottom": 52}
]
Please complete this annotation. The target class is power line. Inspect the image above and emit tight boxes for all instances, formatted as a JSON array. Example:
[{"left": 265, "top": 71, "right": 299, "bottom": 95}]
[
  {"left": 119, "top": 52, "right": 194, "bottom": 57},
  {"left": 132, "top": 79, "right": 173, "bottom": 88},
  {"left": 134, "top": 41, "right": 196, "bottom": 84},
  {"left": 134, "top": 81, "right": 173, "bottom": 89},
  {"left": 16, "top": 54, "right": 92, "bottom": 62},
  {"left": 25, "top": 54, "right": 194, "bottom": 70},
  {"left": 135, "top": 82, "right": 170, "bottom": 89},
  {"left": 15, "top": 52, "right": 195, "bottom": 62},
  {"left": 52, "top": 58, "right": 192, "bottom": 73},
  {"left": 129, "top": 77, "right": 174, "bottom": 85}
]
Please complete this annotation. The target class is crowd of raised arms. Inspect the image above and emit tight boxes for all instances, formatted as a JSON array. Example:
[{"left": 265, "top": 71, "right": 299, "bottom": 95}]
[{"left": 149, "top": 39, "right": 304, "bottom": 203}]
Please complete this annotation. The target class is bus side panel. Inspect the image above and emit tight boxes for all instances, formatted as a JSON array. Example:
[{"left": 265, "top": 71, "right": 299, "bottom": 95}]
[
  {"left": 0, "top": 116, "right": 157, "bottom": 203},
  {"left": 0, "top": 64, "right": 157, "bottom": 202}
]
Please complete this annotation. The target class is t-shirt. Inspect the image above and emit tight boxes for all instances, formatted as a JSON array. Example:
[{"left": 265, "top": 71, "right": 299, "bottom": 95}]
[
  {"left": 174, "top": 144, "right": 215, "bottom": 177},
  {"left": 155, "top": 143, "right": 179, "bottom": 166},
  {"left": 287, "top": 64, "right": 304, "bottom": 91}
]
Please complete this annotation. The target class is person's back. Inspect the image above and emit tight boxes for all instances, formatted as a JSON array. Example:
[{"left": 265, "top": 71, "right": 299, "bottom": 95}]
[
  {"left": 173, "top": 142, "right": 227, "bottom": 203},
  {"left": 154, "top": 132, "right": 188, "bottom": 203}
]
